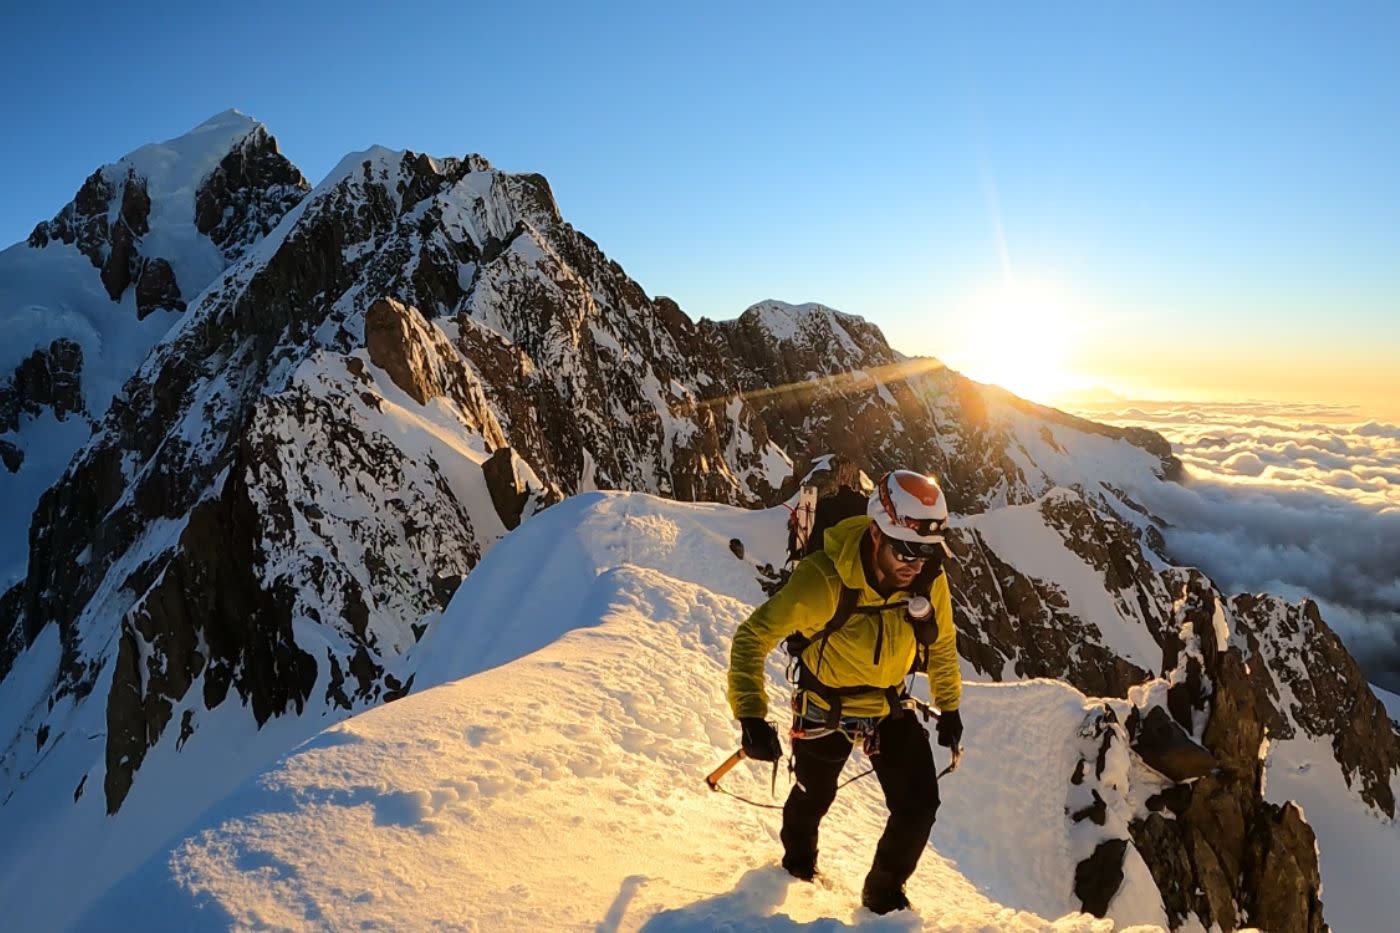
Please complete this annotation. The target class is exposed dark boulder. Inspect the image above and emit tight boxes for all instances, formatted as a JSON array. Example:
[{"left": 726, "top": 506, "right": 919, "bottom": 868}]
[
  {"left": 134, "top": 257, "right": 184, "bottom": 318},
  {"left": 0, "top": 338, "right": 87, "bottom": 433},
  {"left": 0, "top": 440, "right": 21, "bottom": 473},
  {"left": 1075, "top": 839, "right": 1128, "bottom": 916},
  {"left": 483, "top": 447, "right": 529, "bottom": 531},
  {"left": 1245, "top": 803, "right": 1326, "bottom": 933}
]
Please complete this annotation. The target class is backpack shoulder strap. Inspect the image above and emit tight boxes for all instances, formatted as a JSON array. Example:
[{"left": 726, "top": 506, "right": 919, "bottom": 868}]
[
  {"left": 826, "top": 585, "right": 861, "bottom": 636},
  {"left": 783, "top": 584, "right": 860, "bottom": 659}
]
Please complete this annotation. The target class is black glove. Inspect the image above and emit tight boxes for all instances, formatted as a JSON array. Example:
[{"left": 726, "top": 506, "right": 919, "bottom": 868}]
[
  {"left": 936, "top": 709, "right": 963, "bottom": 748},
  {"left": 739, "top": 717, "right": 783, "bottom": 762}
]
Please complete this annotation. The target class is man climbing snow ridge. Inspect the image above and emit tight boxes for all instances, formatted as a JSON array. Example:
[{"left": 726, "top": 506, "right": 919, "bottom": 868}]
[{"left": 726, "top": 469, "right": 963, "bottom": 915}]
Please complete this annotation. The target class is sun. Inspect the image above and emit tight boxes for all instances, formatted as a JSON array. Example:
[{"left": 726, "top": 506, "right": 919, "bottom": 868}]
[{"left": 943, "top": 280, "right": 1089, "bottom": 406}]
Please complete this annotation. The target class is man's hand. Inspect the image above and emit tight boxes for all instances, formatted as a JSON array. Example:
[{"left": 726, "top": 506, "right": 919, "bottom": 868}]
[
  {"left": 936, "top": 709, "right": 963, "bottom": 748},
  {"left": 739, "top": 717, "right": 783, "bottom": 761}
]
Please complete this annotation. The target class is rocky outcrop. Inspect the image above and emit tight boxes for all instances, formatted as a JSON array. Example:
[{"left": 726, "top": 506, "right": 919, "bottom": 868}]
[
  {"left": 2, "top": 149, "right": 785, "bottom": 812},
  {"left": 194, "top": 124, "right": 310, "bottom": 263},
  {"left": 1128, "top": 573, "right": 1327, "bottom": 932},
  {"left": 942, "top": 491, "right": 1163, "bottom": 698},
  {"left": 105, "top": 448, "right": 317, "bottom": 812},
  {"left": 133, "top": 257, "right": 184, "bottom": 318},
  {"left": 29, "top": 167, "right": 158, "bottom": 307},
  {"left": 0, "top": 338, "right": 87, "bottom": 433},
  {"left": 27, "top": 168, "right": 118, "bottom": 261},
  {"left": 1230, "top": 592, "right": 1400, "bottom": 816}
]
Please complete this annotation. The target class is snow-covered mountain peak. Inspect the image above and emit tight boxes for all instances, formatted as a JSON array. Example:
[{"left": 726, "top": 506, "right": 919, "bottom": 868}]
[
  {"left": 101, "top": 108, "right": 262, "bottom": 198},
  {"left": 0, "top": 111, "right": 309, "bottom": 589},
  {"left": 739, "top": 299, "right": 879, "bottom": 357}
]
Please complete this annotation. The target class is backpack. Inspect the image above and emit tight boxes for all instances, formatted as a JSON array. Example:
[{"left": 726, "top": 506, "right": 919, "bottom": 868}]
[{"left": 786, "top": 484, "right": 869, "bottom": 563}]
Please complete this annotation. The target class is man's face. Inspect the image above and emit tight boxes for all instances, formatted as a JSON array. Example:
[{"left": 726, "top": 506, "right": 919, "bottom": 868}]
[{"left": 871, "top": 526, "right": 926, "bottom": 590}]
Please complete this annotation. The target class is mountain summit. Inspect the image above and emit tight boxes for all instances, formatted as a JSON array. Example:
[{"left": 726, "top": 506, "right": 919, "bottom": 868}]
[{"left": 0, "top": 109, "right": 309, "bottom": 588}]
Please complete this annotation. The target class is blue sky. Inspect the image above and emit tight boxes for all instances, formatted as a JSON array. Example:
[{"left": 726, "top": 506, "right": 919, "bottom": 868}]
[{"left": 3, "top": 2, "right": 1397, "bottom": 412}]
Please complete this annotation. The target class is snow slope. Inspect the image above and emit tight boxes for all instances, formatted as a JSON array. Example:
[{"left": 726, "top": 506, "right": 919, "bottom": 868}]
[
  {"left": 1263, "top": 734, "right": 1400, "bottom": 933},
  {"left": 84, "top": 493, "right": 1174, "bottom": 931},
  {"left": 962, "top": 491, "right": 1163, "bottom": 671}
]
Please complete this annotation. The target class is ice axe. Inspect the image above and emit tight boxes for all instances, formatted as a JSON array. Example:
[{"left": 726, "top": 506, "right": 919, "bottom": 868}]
[
  {"left": 705, "top": 749, "right": 746, "bottom": 791},
  {"left": 704, "top": 748, "right": 786, "bottom": 809}
]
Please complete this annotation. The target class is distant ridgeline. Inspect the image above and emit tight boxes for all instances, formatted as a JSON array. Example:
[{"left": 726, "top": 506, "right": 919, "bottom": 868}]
[{"left": 1, "top": 111, "right": 1393, "bottom": 931}]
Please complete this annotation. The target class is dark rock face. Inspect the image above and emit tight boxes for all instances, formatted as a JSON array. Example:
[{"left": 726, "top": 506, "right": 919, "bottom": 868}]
[
  {"left": 1248, "top": 803, "right": 1326, "bottom": 933},
  {"left": 105, "top": 450, "right": 317, "bottom": 812},
  {"left": 1230, "top": 592, "right": 1399, "bottom": 816},
  {"left": 0, "top": 338, "right": 87, "bottom": 433},
  {"left": 3, "top": 149, "right": 785, "bottom": 813},
  {"left": 133, "top": 257, "right": 184, "bottom": 319},
  {"left": 481, "top": 446, "right": 556, "bottom": 531},
  {"left": 1075, "top": 839, "right": 1128, "bottom": 916},
  {"left": 194, "top": 124, "right": 311, "bottom": 263},
  {"left": 28, "top": 166, "right": 148, "bottom": 309},
  {"left": 364, "top": 296, "right": 480, "bottom": 409},
  {"left": 28, "top": 169, "right": 117, "bottom": 262},
  {"left": 1128, "top": 572, "right": 1328, "bottom": 932}
]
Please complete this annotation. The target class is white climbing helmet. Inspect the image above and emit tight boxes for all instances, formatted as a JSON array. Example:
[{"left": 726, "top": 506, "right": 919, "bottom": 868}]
[{"left": 868, "top": 470, "right": 949, "bottom": 550}]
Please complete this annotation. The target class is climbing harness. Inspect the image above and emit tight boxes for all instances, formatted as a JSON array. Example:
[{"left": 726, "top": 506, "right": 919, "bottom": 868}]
[
  {"left": 703, "top": 697, "right": 963, "bottom": 809},
  {"left": 707, "top": 522, "right": 958, "bottom": 808}
]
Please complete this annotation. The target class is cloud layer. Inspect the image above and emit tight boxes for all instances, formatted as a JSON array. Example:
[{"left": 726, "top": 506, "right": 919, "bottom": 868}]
[{"left": 1071, "top": 400, "right": 1400, "bottom": 690}]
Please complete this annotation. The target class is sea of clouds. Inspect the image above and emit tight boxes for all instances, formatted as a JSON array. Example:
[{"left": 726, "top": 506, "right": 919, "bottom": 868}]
[{"left": 1068, "top": 400, "right": 1400, "bottom": 692}]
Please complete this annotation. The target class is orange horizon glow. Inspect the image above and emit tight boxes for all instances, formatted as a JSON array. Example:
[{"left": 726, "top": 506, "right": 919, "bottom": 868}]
[{"left": 928, "top": 279, "right": 1399, "bottom": 424}]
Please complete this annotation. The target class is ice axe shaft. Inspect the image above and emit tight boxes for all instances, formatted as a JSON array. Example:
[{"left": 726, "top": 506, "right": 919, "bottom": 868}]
[{"left": 705, "top": 749, "right": 746, "bottom": 790}]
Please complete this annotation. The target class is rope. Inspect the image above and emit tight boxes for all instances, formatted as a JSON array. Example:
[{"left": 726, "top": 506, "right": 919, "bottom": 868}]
[
  {"left": 712, "top": 784, "right": 787, "bottom": 810},
  {"left": 707, "top": 743, "right": 963, "bottom": 810}
]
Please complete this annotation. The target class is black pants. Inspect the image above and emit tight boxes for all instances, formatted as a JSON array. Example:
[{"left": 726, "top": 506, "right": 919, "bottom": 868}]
[{"left": 780, "top": 712, "right": 940, "bottom": 890}]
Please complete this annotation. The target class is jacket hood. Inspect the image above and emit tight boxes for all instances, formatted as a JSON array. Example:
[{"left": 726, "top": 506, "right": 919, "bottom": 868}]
[{"left": 823, "top": 515, "right": 878, "bottom": 596}]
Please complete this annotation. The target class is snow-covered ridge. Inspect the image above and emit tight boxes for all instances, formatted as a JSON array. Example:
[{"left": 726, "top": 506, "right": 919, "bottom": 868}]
[
  {"left": 742, "top": 298, "right": 869, "bottom": 345},
  {"left": 67, "top": 491, "right": 1378, "bottom": 931},
  {"left": 73, "top": 494, "right": 1141, "bottom": 930}
]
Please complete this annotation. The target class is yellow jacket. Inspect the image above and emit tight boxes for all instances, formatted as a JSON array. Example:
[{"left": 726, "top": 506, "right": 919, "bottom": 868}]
[{"left": 728, "top": 515, "right": 961, "bottom": 719}]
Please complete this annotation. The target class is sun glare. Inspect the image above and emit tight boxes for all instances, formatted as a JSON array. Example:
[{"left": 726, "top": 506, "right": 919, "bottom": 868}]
[{"left": 944, "top": 281, "right": 1090, "bottom": 406}]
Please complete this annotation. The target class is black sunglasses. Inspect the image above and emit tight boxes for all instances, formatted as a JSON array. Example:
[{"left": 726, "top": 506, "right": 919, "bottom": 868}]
[{"left": 884, "top": 535, "right": 943, "bottom": 564}]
